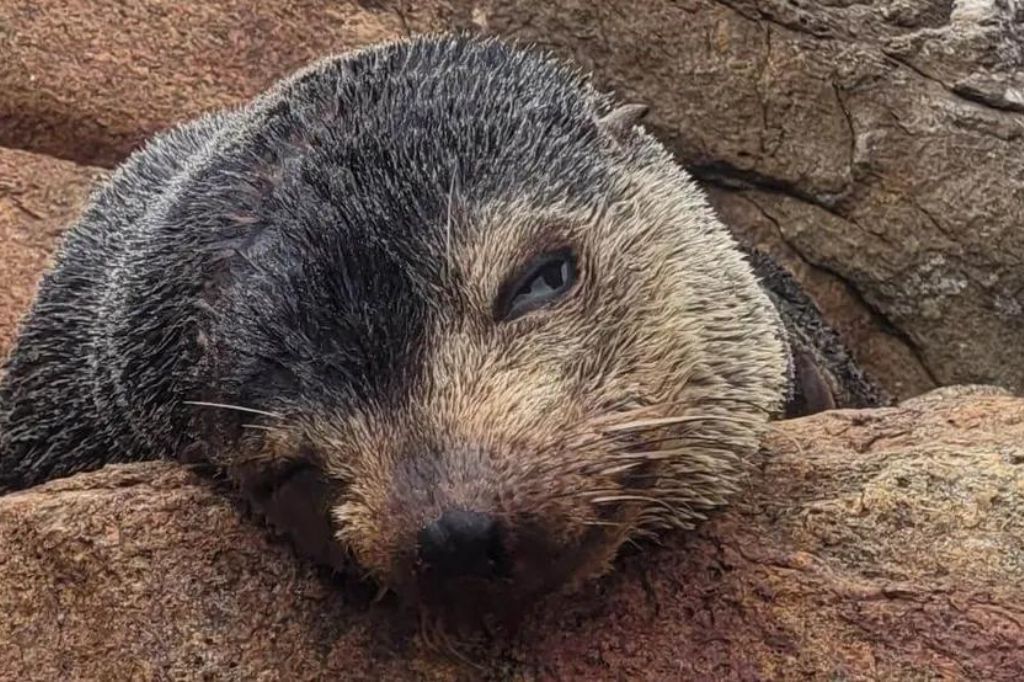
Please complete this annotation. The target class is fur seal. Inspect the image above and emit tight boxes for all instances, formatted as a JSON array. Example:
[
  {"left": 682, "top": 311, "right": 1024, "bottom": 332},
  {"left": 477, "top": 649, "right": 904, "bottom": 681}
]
[{"left": 0, "top": 34, "right": 885, "bottom": 630}]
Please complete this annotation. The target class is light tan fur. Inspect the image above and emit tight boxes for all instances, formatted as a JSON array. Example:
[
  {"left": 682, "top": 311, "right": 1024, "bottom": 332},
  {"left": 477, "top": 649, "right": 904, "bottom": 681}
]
[{"left": 309, "top": 134, "right": 791, "bottom": 591}]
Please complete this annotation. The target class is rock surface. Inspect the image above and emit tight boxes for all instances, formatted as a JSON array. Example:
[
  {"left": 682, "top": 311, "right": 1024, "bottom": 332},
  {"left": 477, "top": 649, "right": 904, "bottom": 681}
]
[
  {"left": 1, "top": 391, "right": 1021, "bottom": 680},
  {"left": 1, "top": 7, "right": 1022, "bottom": 678},
  {"left": 0, "top": 1, "right": 451, "bottom": 167},
  {"left": 3, "top": 1, "right": 1023, "bottom": 398},
  {"left": 479, "top": 0, "right": 1024, "bottom": 398},
  {"left": 0, "top": 148, "right": 107, "bottom": 358}
]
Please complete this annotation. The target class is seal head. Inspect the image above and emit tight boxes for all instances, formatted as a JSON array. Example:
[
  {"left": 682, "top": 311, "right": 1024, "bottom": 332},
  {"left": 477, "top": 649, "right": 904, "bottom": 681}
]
[
  {"left": 201, "top": 36, "right": 792, "bottom": 625},
  {"left": 0, "top": 35, "right": 792, "bottom": 629}
]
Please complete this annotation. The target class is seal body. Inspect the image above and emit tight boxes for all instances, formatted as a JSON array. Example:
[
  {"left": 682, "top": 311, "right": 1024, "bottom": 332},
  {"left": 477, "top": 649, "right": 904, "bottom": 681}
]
[{"left": 0, "top": 34, "right": 882, "bottom": 626}]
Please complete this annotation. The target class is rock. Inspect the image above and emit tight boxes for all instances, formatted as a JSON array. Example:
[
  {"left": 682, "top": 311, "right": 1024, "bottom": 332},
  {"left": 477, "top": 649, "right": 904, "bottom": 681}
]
[
  {"left": 471, "top": 0, "right": 1024, "bottom": 397},
  {"left": 0, "top": 1, "right": 458, "bottom": 167},
  {"left": 705, "top": 186, "right": 939, "bottom": 400},
  {"left": 3, "top": 2, "right": 1021, "bottom": 399},
  {"left": 1, "top": 5, "right": 1020, "bottom": 678},
  {"left": 1, "top": 392, "right": 1021, "bottom": 680},
  {"left": 0, "top": 148, "right": 107, "bottom": 359}
]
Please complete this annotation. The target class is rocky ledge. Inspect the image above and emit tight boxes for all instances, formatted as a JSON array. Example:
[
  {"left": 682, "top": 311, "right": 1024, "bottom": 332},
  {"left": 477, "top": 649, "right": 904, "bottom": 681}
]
[{"left": 1, "top": 389, "right": 1021, "bottom": 680}]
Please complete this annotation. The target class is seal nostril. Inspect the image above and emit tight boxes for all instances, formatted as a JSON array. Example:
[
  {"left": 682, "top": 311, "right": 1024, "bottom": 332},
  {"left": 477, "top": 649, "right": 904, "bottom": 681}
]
[{"left": 417, "top": 509, "right": 508, "bottom": 582}]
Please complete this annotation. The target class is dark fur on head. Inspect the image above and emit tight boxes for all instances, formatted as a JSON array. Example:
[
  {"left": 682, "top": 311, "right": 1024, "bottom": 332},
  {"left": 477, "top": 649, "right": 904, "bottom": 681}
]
[{"left": 0, "top": 34, "right": 880, "bottom": 634}]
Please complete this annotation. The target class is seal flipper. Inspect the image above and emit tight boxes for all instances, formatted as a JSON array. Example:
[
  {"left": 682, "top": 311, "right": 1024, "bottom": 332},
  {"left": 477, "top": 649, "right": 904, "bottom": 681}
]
[
  {"left": 785, "top": 348, "right": 838, "bottom": 418},
  {"left": 231, "top": 457, "right": 349, "bottom": 570},
  {"left": 741, "top": 246, "right": 891, "bottom": 417}
]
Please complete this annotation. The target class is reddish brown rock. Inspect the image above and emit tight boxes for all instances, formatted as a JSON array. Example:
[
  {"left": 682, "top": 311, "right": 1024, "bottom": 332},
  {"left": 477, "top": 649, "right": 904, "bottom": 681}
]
[
  {"left": 4, "top": 1, "right": 1022, "bottom": 398},
  {"left": 706, "top": 186, "right": 938, "bottom": 400},
  {"left": 473, "top": 0, "right": 1024, "bottom": 397},
  {"left": 0, "top": 1, "right": 458, "bottom": 167},
  {"left": 1, "top": 5, "right": 1020, "bottom": 677},
  {"left": 0, "top": 148, "right": 106, "bottom": 359},
  {"left": 1, "top": 391, "right": 1021, "bottom": 679}
]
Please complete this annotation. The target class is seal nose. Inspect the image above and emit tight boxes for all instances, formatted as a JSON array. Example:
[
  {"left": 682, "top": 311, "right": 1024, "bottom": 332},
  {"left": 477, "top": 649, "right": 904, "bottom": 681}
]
[{"left": 417, "top": 509, "right": 509, "bottom": 582}]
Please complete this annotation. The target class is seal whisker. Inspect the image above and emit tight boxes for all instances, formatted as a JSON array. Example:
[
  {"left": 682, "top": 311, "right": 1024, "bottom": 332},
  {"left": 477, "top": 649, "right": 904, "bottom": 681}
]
[
  {"left": 600, "top": 414, "right": 761, "bottom": 434},
  {"left": 418, "top": 610, "right": 436, "bottom": 651},
  {"left": 588, "top": 403, "right": 762, "bottom": 428},
  {"left": 689, "top": 395, "right": 775, "bottom": 414},
  {"left": 439, "top": 625, "right": 479, "bottom": 669},
  {"left": 182, "top": 401, "right": 284, "bottom": 420},
  {"left": 581, "top": 519, "right": 626, "bottom": 528},
  {"left": 589, "top": 494, "right": 681, "bottom": 512},
  {"left": 444, "top": 164, "right": 459, "bottom": 281},
  {"left": 585, "top": 395, "right": 764, "bottom": 423}
]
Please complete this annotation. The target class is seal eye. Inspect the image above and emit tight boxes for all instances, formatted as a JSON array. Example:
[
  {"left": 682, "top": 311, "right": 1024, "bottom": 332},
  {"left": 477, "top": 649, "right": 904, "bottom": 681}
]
[{"left": 495, "top": 249, "right": 577, "bottom": 321}]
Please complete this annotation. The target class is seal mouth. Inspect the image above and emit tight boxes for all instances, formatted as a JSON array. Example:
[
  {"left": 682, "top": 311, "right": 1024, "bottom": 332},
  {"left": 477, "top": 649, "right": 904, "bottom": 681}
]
[
  {"left": 354, "top": 436, "right": 668, "bottom": 637},
  {"left": 399, "top": 510, "right": 619, "bottom": 637}
]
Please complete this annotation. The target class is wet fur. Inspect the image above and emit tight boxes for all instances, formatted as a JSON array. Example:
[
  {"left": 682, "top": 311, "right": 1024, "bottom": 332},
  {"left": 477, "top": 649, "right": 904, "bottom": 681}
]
[{"left": 0, "top": 34, "right": 880, "bottom": 624}]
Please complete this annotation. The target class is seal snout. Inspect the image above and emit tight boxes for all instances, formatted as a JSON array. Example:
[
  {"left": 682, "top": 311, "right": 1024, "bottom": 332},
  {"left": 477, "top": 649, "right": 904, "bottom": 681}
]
[{"left": 417, "top": 509, "right": 510, "bottom": 584}]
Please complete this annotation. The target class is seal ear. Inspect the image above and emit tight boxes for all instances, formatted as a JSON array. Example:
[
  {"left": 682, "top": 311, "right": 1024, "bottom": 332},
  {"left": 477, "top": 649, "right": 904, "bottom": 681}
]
[
  {"left": 785, "top": 349, "right": 838, "bottom": 418},
  {"left": 598, "top": 103, "right": 649, "bottom": 143}
]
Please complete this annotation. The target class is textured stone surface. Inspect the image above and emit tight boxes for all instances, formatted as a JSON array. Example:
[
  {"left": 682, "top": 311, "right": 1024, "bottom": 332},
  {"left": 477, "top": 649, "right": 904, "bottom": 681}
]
[
  {"left": 1, "top": 392, "right": 1022, "bottom": 680},
  {"left": 3, "top": 1, "right": 1021, "bottom": 398},
  {"left": 0, "top": 148, "right": 106, "bottom": 359},
  {"left": 1, "top": 4, "right": 1020, "bottom": 678},
  {"left": 0, "top": 1, "right": 458, "bottom": 166},
  {"left": 471, "top": 0, "right": 1024, "bottom": 397}
]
